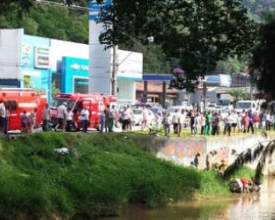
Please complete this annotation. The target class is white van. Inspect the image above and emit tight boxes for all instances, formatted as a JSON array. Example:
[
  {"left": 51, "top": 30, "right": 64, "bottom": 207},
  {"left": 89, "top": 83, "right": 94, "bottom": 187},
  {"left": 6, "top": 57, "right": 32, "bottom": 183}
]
[{"left": 235, "top": 100, "right": 260, "bottom": 113}]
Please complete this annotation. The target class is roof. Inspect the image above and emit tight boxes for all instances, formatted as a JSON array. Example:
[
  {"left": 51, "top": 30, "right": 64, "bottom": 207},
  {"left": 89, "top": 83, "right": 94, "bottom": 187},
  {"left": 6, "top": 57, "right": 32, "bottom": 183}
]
[
  {"left": 143, "top": 74, "right": 173, "bottom": 81},
  {"left": 136, "top": 81, "right": 177, "bottom": 94}
]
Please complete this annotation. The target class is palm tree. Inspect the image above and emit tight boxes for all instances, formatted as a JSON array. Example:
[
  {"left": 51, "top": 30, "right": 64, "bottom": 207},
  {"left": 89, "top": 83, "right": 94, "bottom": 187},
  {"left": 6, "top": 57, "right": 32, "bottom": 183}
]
[{"left": 228, "top": 88, "right": 249, "bottom": 105}]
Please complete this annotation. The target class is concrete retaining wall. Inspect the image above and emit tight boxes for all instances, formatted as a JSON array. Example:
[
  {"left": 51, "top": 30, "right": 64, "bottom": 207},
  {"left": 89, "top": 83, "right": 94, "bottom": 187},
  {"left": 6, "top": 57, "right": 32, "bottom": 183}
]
[{"left": 133, "top": 134, "right": 275, "bottom": 175}]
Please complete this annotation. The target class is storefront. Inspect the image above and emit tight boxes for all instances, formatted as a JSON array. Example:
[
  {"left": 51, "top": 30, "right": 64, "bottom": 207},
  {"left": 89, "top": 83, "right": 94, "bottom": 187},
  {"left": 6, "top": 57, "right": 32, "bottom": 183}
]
[{"left": 0, "top": 28, "right": 142, "bottom": 103}]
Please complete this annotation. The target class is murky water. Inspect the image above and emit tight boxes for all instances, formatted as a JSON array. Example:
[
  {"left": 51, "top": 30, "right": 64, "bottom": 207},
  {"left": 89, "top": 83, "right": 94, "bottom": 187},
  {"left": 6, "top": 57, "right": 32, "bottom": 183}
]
[{"left": 101, "top": 178, "right": 275, "bottom": 220}]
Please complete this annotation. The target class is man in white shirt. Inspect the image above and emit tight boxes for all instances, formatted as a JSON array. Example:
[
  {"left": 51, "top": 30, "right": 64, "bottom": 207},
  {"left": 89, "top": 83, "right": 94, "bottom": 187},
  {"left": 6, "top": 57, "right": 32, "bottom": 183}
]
[
  {"left": 224, "top": 112, "right": 234, "bottom": 136},
  {"left": 42, "top": 103, "right": 51, "bottom": 131},
  {"left": 55, "top": 102, "right": 67, "bottom": 131},
  {"left": 80, "top": 107, "right": 90, "bottom": 133},
  {"left": 65, "top": 108, "right": 74, "bottom": 131}
]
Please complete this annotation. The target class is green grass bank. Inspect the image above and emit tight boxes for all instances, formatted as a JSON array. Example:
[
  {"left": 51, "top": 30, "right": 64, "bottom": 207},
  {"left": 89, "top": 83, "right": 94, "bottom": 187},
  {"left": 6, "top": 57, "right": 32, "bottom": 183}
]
[{"left": 0, "top": 132, "right": 254, "bottom": 220}]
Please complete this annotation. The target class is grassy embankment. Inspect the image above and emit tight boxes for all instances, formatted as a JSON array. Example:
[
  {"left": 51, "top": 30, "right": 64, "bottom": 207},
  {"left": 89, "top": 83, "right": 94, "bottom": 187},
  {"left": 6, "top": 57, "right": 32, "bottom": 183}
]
[{"left": 0, "top": 132, "right": 254, "bottom": 219}]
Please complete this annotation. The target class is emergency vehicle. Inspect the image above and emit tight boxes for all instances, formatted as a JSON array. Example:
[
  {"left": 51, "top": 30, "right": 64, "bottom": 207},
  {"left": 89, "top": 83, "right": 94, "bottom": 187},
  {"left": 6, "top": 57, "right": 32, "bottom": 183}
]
[
  {"left": 0, "top": 88, "right": 47, "bottom": 132},
  {"left": 50, "top": 93, "right": 117, "bottom": 131}
]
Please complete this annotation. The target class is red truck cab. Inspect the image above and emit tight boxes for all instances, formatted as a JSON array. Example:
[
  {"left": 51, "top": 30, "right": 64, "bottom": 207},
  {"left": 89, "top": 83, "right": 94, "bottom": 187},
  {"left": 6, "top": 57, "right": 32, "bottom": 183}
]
[
  {"left": 50, "top": 93, "right": 117, "bottom": 131},
  {"left": 0, "top": 88, "right": 47, "bottom": 132}
]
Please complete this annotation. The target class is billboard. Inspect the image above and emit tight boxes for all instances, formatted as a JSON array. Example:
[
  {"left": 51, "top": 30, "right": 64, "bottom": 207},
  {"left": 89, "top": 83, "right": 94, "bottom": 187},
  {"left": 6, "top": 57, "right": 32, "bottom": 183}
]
[
  {"left": 205, "top": 74, "right": 232, "bottom": 87},
  {"left": 116, "top": 50, "right": 143, "bottom": 80}
]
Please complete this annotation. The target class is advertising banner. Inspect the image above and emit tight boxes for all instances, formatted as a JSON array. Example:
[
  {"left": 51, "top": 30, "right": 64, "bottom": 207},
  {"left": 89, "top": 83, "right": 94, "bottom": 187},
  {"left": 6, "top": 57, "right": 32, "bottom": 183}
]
[{"left": 34, "top": 46, "right": 50, "bottom": 69}]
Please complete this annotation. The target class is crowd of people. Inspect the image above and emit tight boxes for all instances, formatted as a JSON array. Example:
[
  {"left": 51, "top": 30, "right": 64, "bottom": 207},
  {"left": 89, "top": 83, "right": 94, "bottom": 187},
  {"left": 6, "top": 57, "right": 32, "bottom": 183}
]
[
  {"left": 93, "top": 103, "right": 275, "bottom": 137},
  {"left": 49, "top": 102, "right": 117, "bottom": 133},
  {"left": 160, "top": 107, "right": 274, "bottom": 137},
  {"left": 0, "top": 98, "right": 274, "bottom": 137}
]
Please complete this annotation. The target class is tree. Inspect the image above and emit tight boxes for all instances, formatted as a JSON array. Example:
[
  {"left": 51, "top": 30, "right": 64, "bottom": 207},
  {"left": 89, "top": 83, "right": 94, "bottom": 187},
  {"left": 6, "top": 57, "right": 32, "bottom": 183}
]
[
  {"left": 215, "top": 55, "right": 248, "bottom": 75},
  {"left": 52, "top": 80, "right": 60, "bottom": 99},
  {"left": 0, "top": 0, "right": 103, "bottom": 17},
  {"left": 228, "top": 88, "right": 250, "bottom": 104},
  {"left": 97, "top": 0, "right": 258, "bottom": 91},
  {"left": 251, "top": 13, "right": 275, "bottom": 99}
]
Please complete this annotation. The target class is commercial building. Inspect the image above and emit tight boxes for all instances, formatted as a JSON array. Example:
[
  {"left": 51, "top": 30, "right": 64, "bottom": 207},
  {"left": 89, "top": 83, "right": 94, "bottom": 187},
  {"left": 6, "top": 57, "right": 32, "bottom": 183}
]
[{"left": 0, "top": 28, "right": 143, "bottom": 103}]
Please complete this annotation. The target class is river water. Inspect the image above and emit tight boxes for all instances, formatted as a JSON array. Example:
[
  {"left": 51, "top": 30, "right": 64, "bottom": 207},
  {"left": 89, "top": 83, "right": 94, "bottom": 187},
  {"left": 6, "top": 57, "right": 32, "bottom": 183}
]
[{"left": 101, "top": 178, "right": 275, "bottom": 220}]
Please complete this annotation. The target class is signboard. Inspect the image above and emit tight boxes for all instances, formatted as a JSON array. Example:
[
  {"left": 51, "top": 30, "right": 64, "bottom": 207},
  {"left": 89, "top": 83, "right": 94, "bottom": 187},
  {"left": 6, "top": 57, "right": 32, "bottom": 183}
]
[
  {"left": 205, "top": 74, "right": 232, "bottom": 87},
  {"left": 34, "top": 46, "right": 50, "bottom": 69},
  {"left": 89, "top": 0, "right": 112, "bottom": 20}
]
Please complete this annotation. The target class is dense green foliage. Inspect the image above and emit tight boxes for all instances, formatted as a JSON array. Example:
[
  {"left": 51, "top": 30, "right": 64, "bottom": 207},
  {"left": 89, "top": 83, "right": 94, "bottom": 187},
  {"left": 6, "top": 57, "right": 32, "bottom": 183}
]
[
  {"left": 0, "top": 132, "right": 239, "bottom": 219},
  {"left": 251, "top": 14, "right": 275, "bottom": 99},
  {"left": 1, "top": 1, "right": 275, "bottom": 93},
  {"left": 98, "top": 0, "right": 258, "bottom": 91}
]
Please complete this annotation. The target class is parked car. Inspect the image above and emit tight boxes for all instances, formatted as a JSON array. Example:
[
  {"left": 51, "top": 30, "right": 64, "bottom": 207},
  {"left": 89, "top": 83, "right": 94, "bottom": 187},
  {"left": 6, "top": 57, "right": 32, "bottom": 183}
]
[
  {"left": 150, "top": 106, "right": 166, "bottom": 117},
  {"left": 132, "top": 108, "right": 156, "bottom": 126},
  {"left": 166, "top": 106, "right": 193, "bottom": 118},
  {"left": 166, "top": 106, "right": 193, "bottom": 127},
  {"left": 131, "top": 103, "right": 152, "bottom": 109}
]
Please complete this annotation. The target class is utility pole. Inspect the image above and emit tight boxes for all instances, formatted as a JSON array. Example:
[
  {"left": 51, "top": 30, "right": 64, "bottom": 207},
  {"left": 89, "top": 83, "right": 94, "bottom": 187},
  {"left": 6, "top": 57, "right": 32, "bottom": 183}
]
[
  {"left": 203, "top": 82, "right": 207, "bottom": 110},
  {"left": 111, "top": 45, "right": 117, "bottom": 96}
]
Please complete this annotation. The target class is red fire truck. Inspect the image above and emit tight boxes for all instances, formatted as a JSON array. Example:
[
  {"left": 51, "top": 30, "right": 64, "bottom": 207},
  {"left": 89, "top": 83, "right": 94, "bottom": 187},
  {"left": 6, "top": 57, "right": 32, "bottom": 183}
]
[
  {"left": 0, "top": 88, "right": 47, "bottom": 132},
  {"left": 50, "top": 93, "right": 117, "bottom": 131}
]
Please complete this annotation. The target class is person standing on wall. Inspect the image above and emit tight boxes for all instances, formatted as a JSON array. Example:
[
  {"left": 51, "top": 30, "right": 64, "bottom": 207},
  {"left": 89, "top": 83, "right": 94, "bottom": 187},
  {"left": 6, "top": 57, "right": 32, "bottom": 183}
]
[
  {"left": 0, "top": 100, "right": 6, "bottom": 135},
  {"left": 42, "top": 103, "right": 51, "bottom": 131},
  {"left": 80, "top": 107, "right": 89, "bottom": 133}
]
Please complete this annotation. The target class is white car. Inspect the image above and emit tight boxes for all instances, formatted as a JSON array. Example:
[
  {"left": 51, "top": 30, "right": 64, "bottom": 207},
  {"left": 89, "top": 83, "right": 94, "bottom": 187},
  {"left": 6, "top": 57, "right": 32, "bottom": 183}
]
[
  {"left": 132, "top": 108, "right": 156, "bottom": 126},
  {"left": 166, "top": 106, "right": 193, "bottom": 118}
]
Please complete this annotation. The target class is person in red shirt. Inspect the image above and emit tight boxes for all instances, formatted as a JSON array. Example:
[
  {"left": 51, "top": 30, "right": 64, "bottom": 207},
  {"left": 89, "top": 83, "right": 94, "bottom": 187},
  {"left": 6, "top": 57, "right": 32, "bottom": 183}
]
[
  {"left": 242, "top": 113, "right": 250, "bottom": 133},
  {"left": 241, "top": 177, "right": 251, "bottom": 192}
]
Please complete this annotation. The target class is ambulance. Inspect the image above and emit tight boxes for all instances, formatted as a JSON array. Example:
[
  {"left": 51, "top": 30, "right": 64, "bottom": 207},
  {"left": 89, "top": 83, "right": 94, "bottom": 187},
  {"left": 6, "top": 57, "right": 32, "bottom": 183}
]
[
  {"left": 50, "top": 93, "right": 117, "bottom": 131},
  {"left": 0, "top": 88, "right": 47, "bottom": 132}
]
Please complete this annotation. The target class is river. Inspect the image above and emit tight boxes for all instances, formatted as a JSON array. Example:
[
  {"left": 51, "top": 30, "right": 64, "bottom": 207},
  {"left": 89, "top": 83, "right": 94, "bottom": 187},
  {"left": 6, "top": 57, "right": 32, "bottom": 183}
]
[{"left": 101, "top": 178, "right": 275, "bottom": 220}]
